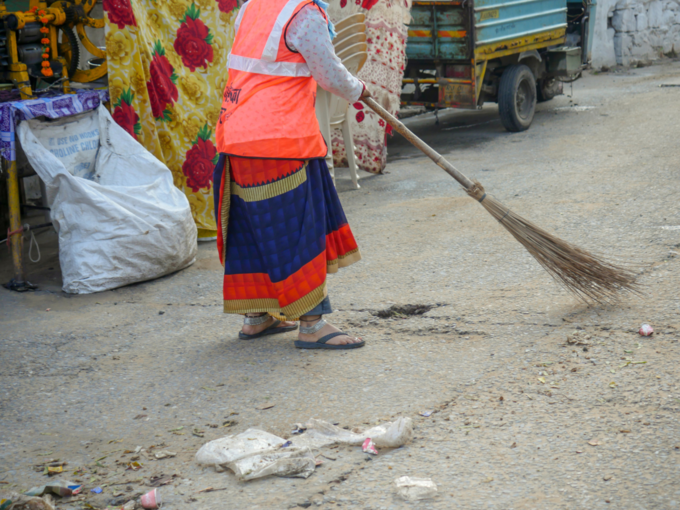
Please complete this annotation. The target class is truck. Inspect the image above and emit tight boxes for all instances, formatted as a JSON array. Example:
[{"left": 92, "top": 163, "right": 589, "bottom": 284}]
[{"left": 401, "top": 0, "right": 595, "bottom": 131}]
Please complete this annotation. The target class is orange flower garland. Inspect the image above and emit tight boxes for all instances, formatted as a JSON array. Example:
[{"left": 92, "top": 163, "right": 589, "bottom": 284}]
[{"left": 28, "top": 6, "right": 53, "bottom": 77}]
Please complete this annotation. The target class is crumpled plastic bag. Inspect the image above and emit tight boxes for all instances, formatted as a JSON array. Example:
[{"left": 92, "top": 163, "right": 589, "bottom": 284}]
[
  {"left": 229, "top": 447, "right": 316, "bottom": 481},
  {"left": 196, "top": 429, "right": 285, "bottom": 469},
  {"left": 292, "top": 417, "right": 413, "bottom": 449},
  {"left": 195, "top": 418, "right": 412, "bottom": 481},
  {"left": 195, "top": 429, "right": 315, "bottom": 480}
]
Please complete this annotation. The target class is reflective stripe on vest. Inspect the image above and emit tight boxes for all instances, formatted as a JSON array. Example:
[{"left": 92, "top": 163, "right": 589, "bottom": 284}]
[
  {"left": 227, "top": 0, "right": 311, "bottom": 77},
  {"left": 227, "top": 54, "right": 311, "bottom": 77}
]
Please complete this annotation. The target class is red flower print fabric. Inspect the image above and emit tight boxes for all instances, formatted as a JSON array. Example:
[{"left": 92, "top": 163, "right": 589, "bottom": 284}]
[
  {"left": 147, "top": 42, "right": 179, "bottom": 120},
  {"left": 216, "top": 0, "right": 238, "bottom": 13},
  {"left": 183, "top": 125, "right": 218, "bottom": 192},
  {"left": 103, "top": 0, "right": 137, "bottom": 29},
  {"left": 112, "top": 88, "right": 141, "bottom": 140},
  {"left": 361, "top": 0, "right": 379, "bottom": 9},
  {"left": 174, "top": 4, "right": 214, "bottom": 72}
]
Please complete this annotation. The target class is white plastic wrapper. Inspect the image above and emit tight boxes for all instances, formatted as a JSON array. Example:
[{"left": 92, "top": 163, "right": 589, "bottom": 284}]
[
  {"left": 292, "top": 417, "right": 413, "bottom": 449},
  {"left": 195, "top": 429, "right": 285, "bottom": 469},
  {"left": 18, "top": 105, "right": 197, "bottom": 293},
  {"left": 229, "top": 447, "right": 316, "bottom": 481},
  {"left": 196, "top": 418, "right": 412, "bottom": 481},
  {"left": 394, "top": 476, "right": 438, "bottom": 501},
  {"left": 195, "top": 429, "right": 316, "bottom": 481}
]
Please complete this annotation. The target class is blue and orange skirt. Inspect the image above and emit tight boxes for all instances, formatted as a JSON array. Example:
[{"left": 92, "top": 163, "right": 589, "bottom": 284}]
[{"left": 213, "top": 155, "right": 361, "bottom": 320}]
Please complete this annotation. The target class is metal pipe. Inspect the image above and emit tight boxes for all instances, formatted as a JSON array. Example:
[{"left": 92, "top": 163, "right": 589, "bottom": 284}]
[{"left": 5, "top": 159, "right": 25, "bottom": 284}]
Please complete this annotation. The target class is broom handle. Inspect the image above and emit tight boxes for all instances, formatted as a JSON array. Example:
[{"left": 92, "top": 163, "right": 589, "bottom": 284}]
[{"left": 362, "top": 97, "right": 475, "bottom": 191}]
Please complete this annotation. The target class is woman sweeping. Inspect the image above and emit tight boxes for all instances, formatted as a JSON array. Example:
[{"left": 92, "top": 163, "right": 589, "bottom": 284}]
[{"left": 214, "top": 0, "right": 369, "bottom": 349}]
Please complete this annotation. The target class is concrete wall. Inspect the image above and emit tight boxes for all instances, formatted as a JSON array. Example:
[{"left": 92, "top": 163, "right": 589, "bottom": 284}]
[{"left": 592, "top": 0, "right": 680, "bottom": 68}]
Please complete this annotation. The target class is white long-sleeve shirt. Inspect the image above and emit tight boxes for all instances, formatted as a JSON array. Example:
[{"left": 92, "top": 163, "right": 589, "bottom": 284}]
[{"left": 285, "top": 4, "right": 364, "bottom": 103}]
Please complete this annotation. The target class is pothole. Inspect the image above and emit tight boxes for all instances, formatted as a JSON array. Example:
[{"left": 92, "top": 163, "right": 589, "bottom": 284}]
[{"left": 373, "top": 304, "right": 436, "bottom": 319}]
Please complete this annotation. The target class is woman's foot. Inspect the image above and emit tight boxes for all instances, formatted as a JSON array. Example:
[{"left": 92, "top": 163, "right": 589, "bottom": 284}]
[
  {"left": 298, "top": 316, "right": 362, "bottom": 346},
  {"left": 242, "top": 315, "right": 296, "bottom": 336}
]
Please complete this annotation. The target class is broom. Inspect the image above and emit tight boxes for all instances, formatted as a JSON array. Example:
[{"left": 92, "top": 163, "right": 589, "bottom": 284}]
[{"left": 362, "top": 97, "right": 639, "bottom": 304}]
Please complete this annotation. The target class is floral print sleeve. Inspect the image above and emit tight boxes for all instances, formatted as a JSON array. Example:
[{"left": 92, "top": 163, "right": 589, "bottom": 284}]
[{"left": 286, "top": 5, "right": 364, "bottom": 103}]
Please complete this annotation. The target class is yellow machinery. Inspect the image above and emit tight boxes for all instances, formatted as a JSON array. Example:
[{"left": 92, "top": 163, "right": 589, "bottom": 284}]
[{"left": 0, "top": 0, "right": 106, "bottom": 99}]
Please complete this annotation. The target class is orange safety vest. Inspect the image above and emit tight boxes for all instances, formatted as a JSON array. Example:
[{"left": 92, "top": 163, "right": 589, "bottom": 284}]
[{"left": 215, "top": 0, "right": 328, "bottom": 160}]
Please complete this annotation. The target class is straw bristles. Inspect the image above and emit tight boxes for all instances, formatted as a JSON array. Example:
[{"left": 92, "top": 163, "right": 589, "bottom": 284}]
[{"left": 466, "top": 182, "right": 639, "bottom": 304}]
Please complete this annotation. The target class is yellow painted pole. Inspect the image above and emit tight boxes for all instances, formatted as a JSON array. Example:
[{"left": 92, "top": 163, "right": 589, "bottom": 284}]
[{"left": 6, "top": 158, "right": 25, "bottom": 284}]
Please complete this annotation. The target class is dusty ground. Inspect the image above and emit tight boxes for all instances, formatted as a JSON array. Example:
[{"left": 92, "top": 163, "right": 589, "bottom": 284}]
[{"left": 1, "top": 61, "right": 680, "bottom": 510}]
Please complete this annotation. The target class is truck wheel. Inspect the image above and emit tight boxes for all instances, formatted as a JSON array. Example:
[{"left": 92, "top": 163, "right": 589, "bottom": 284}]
[
  {"left": 498, "top": 65, "right": 536, "bottom": 132},
  {"left": 537, "top": 77, "right": 563, "bottom": 102}
]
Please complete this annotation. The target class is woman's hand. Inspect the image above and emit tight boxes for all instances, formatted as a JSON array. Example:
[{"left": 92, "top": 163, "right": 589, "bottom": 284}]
[{"left": 360, "top": 84, "right": 372, "bottom": 100}]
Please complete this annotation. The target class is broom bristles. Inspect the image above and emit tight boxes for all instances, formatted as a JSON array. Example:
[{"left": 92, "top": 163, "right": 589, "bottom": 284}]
[{"left": 466, "top": 183, "right": 640, "bottom": 304}]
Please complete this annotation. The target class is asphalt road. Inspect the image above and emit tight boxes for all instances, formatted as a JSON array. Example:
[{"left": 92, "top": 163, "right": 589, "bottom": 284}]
[{"left": 1, "top": 61, "right": 679, "bottom": 509}]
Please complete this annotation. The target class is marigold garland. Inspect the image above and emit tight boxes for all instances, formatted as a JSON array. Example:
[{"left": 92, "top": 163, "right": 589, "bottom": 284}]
[{"left": 27, "top": 6, "right": 54, "bottom": 77}]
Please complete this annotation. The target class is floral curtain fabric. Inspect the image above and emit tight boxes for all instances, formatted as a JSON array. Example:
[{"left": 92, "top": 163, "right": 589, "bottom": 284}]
[
  {"left": 103, "top": 0, "right": 239, "bottom": 239},
  {"left": 328, "top": 0, "right": 411, "bottom": 174}
]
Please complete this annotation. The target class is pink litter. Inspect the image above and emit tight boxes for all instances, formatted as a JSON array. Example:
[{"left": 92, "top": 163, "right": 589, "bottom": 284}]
[
  {"left": 362, "top": 438, "right": 378, "bottom": 455},
  {"left": 639, "top": 324, "right": 654, "bottom": 336}
]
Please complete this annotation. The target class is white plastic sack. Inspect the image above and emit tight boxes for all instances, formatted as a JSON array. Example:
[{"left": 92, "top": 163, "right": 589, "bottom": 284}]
[
  {"left": 195, "top": 429, "right": 315, "bottom": 480},
  {"left": 292, "top": 417, "right": 413, "bottom": 449},
  {"left": 18, "top": 105, "right": 197, "bottom": 293}
]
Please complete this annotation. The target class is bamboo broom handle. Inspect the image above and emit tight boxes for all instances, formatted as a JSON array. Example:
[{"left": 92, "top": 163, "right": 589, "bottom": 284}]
[{"left": 362, "top": 97, "right": 475, "bottom": 191}]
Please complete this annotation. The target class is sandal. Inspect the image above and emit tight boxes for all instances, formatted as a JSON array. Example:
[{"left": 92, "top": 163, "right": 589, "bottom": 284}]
[
  {"left": 239, "top": 313, "right": 298, "bottom": 340},
  {"left": 294, "top": 318, "right": 365, "bottom": 350}
]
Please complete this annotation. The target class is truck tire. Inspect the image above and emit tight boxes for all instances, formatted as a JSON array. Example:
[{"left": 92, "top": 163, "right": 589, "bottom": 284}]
[
  {"left": 498, "top": 64, "right": 536, "bottom": 132},
  {"left": 537, "top": 77, "right": 563, "bottom": 102}
]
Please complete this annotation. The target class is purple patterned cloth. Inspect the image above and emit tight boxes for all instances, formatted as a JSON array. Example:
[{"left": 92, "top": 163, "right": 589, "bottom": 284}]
[{"left": 0, "top": 89, "right": 109, "bottom": 161}]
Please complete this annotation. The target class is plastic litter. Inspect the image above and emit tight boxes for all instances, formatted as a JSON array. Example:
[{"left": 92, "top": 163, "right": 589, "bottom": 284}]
[
  {"left": 90, "top": 487, "right": 102, "bottom": 494},
  {"left": 228, "top": 447, "right": 316, "bottom": 481},
  {"left": 154, "top": 450, "right": 177, "bottom": 459},
  {"left": 362, "top": 438, "right": 378, "bottom": 455},
  {"left": 196, "top": 418, "right": 412, "bottom": 481},
  {"left": 394, "top": 476, "right": 438, "bottom": 501},
  {"left": 24, "top": 481, "right": 82, "bottom": 497},
  {"left": 292, "top": 417, "right": 413, "bottom": 449},
  {"left": 0, "top": 492, "right": 55, "bottom": 510},
  {"left": 639, "top": 324, "right": 654, "bottom": 336},
  {"left": 566, "top": 331, "right": 592, "bottom": 345},
  {"left": 291, "top": 424, "right": 306, "bottom": 435},
  {"left": 196, "top": 429, "right": 285, "bottom": 469},
  {"left": 18, "top": 105, "right": 197, "bottom": 294},
  {"left": 141, "top": 488, "right": 161, "bottom": 509},
  {"left": 196, "top": 429, "right": 315, "bottom": 480},
  {"left": 419, "top": 411, "right": 432, "bottom": 417}
]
